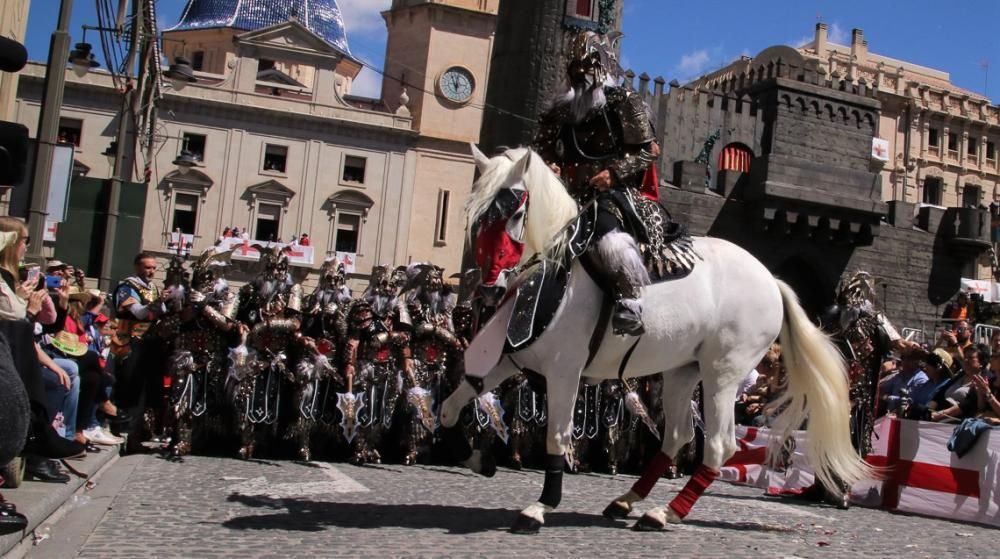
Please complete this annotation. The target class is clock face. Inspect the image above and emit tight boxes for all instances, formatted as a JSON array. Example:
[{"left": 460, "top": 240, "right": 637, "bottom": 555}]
[{"left": 439, "top": 67, "right": 475, "bottom": 103}]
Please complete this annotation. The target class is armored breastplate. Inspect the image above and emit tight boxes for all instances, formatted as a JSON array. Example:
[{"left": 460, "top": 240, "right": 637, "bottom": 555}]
[
  {"left": 177, "top": 329, "right": 220, "bottom": 356},
  {"left": 360, "top": 332, "right": 392, "bottom": 364},
  {"left": 556, "top": 111, "right": 621, "bottom": 192}
]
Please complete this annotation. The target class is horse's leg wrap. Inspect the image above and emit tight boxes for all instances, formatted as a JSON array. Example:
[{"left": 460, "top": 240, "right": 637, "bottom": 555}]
[
  {"left": 632, "top": 451, "right": 674, "bottom": 498},
  {"left": 668, "top": 464, "right": 719, "bottom": 519},
  {"left": 539, "top": 453, "right": 564, "bottom": 508}
]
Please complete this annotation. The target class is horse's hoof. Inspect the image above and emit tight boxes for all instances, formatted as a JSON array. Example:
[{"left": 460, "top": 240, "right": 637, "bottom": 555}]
[
  {"left": 632, "top": 513, "right": 666, "bottom": 532},
  {"left": 602, "top": 501, "right": 631, "bottom": 520},
  {"left": 510, "top": 514, "right": 542, "bottom": 535}
]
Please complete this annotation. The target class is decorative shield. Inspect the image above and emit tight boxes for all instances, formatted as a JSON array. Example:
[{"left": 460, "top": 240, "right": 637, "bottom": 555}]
[
  {"left": 336, "top": 391, "right": 365, "bottom": 442},
  {"left": 476, "top": 392, "right": 509, "bottom": 444},
  {"left": 624, "top": 390, "right": 661, "bottom": 440},
  {"left": 408, "top": 387, "right": 436, "bottom": 432}
]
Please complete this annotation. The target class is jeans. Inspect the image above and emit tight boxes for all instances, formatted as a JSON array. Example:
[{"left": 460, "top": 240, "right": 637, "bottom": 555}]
[{"left": 41, "top": 357, "right": 80, "bottom": 440}]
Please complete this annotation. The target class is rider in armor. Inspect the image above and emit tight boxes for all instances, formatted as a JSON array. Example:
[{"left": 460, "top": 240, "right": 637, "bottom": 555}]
[{"left": 533, "top": 31, "right": 661, "bottom": 336}]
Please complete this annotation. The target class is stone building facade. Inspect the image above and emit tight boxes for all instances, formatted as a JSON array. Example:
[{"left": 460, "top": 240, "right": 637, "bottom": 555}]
[{"left": 12, "top": 0, "right": 498, "bottom": 289}]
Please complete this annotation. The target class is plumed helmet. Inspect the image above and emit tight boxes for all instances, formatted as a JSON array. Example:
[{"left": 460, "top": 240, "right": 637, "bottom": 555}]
[{"left": 190, "top": 248, "right": 231, "bottom": 290}]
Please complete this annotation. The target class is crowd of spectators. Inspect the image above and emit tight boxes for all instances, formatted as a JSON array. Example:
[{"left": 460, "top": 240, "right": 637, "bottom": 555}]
[
  {"left": 219, "top": 227, "right": 310, "bottom": 246},
  {"left": 0, "top": 216, "right": 123, "bottom": 535}
]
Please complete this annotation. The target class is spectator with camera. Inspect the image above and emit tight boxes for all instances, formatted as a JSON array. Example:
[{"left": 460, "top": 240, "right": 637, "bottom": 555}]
[
  {"left": 936, "top": 320, "right": 974, "bottom": 367},
  {"left": 0, "top": 217, "right": 85, "bottom": 484},
  {"left": 878, "top": 350, "right": 930, "bottom": 416},
  {"left": 931, "top": 344, "right": 996, "bottom": 423}
]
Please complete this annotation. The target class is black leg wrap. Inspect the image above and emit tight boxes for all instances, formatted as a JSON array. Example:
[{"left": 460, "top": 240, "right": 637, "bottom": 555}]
[
  {"left": 539, "top": 453, "right": 564, "bottom": 509},
  {"left": 465, "top": 375, "right": 484, "bottom": 394}
]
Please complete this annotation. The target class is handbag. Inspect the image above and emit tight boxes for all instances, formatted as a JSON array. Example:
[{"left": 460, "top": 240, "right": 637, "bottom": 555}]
[{"left": 0, "top": 501, "right": 28, "bottom": 536}]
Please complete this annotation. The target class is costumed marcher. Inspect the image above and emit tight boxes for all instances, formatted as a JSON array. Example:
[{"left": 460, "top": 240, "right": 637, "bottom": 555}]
[
  {"left": 401, "top": 264, "right": 464, "bottom": 464},
  {"left": 230, "top": 245, "right": 306, "bottom": 459},
  {"left": 809, "top": 271, "right": 900, "bottom": 507},
  {"left": 532, "top": 30, "right": 664, "bottom": 336},
  {"left": 157, "top": 248, "right": 242, "bottom": 458},
  {"left": 111, "top": 253, "right": 171, "bottom": 449},
  {"left": 300, "top": 257, "right": 352, "bottom": 459},
  {"left": 341, "top": 266, "right": 413, "bottom": 465}
]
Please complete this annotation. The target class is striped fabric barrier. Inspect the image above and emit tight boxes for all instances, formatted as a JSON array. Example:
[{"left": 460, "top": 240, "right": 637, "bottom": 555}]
[{"left": 721, "top": 417, "right": 1000, "bottom": 527}]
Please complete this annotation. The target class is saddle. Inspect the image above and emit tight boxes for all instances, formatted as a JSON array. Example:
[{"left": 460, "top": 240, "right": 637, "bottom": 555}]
[{"left": 501, "top": 195, "right": 699, "bottom": 355}]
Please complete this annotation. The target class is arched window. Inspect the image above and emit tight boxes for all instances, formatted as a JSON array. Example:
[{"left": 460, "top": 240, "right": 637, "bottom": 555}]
[{"left": 718, "top": 143, "right": 753, "bottom": 173}]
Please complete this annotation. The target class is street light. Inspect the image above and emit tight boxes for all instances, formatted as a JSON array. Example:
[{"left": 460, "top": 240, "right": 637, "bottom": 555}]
[
  {"left": 164, "top": 56, "right": 197, "bottom": 91},
  {"left": 68, "top": 42, "right": 99, "bottom": 77},
  {"left": 171, "top": 150, "right": 199, "bottom": 175},
  {"left": 101, "top": 141, "right": 117, "bottom": 167}
]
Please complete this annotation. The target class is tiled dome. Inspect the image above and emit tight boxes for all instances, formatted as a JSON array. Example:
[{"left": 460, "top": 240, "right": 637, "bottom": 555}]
[{"left": 168, "top": 0, "right": 351, "bottom": 54}]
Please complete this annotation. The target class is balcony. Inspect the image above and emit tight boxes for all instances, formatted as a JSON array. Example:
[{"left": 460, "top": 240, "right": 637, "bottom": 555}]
[{"left": 944, "top": 206, "right": 992, "bottom": 255}]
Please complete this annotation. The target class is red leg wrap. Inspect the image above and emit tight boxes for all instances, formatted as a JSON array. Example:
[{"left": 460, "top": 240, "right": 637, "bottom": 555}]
[
  {"left": 668, "top": 465, "right": 719, "bottom": 519},
  {"left": 631, "top": 452, "right": 674, "bottom": 498}
]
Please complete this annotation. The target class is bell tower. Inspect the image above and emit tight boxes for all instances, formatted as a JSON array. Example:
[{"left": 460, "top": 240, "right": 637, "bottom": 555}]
[{"left": 380, "top": 0, "right": 499, "bottom": 143}]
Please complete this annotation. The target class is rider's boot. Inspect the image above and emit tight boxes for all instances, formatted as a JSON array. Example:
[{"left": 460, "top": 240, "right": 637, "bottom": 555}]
[{"left": 599, "top": 231, "right": 650, "bottom": 336}]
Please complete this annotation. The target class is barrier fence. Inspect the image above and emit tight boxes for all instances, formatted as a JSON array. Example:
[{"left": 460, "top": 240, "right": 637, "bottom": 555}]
[{"left": 721, "top": 417, "right": 1000, "bottom": 527}]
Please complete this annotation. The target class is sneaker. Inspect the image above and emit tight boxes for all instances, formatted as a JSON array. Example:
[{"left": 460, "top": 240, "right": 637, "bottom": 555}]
[
  {"left": 100, "top": 426, "right": 124, "bottom": 443},
  {"left": 84, "top": 427, "right": 124, "bottom": 446}
]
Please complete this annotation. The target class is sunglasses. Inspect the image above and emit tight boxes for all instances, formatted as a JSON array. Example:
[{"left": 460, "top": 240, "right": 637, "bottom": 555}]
[{"left": 19, "top": 235, "right": 29, "bottom": 246}]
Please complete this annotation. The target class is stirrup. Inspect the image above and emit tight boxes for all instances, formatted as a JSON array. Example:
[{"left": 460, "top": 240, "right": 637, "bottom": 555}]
[{"left": 612, "top": 300, "right": 645, "bottom": 336}]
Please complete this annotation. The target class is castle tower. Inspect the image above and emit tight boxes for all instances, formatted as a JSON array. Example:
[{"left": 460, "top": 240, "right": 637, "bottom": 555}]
[{"left": 477, "top": 0, "right": 624, "bottom": 153}]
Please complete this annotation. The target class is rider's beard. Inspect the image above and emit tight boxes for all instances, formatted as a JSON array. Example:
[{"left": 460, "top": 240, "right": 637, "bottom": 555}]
[{"left": 557, "top": 77, "right": 607, "bottom": 123}]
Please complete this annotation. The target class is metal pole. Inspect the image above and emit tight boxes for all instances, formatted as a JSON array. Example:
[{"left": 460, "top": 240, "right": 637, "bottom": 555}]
[
  {"left": 98, "top": 0, "right": 144, "bottom": 290},
  {"left": 25, "top": 0, "right": 73, "bottom": 263}
]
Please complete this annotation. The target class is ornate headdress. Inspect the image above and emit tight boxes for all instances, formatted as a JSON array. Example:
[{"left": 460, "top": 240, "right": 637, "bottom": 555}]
[
  {"left": 253, "top": 243, "right": 291, "bottom": 276},
  {"left": 164, "top": 255, "right": 189, "bottom": 288},
  {"left": 568, "top": 30, "right": 624, "bottom": 87},
  {"left": 190, "top": 247, "right": 232, "bottom": 290}
]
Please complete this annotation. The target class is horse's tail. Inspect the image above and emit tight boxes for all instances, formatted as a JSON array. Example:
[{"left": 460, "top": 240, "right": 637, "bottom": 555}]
[{"left": 771, "top": 279, "right": 873, "bottom": 491}]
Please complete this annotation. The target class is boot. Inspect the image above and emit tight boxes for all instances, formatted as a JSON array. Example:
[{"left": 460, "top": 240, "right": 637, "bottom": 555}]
[
  {"left": 598, "top": 231, "right": 648, "bottom": 337},
  {"left": 612, "top": 275, "right": 645, "bottom": 336}
]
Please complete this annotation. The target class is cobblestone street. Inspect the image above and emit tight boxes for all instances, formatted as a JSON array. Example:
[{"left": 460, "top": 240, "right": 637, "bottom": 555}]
[{"left": 23, "top": 454, "right": 997, "bottom": 558}]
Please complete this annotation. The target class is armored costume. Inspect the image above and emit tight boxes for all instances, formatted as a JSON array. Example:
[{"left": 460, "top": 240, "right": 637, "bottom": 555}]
[
  {"left": 158, "top": 249, "right": 242, "bottom": 458},
  {"left": 342, "top": 266, "right": 413, "bottom": 465},
  {"left": 231, "top": 245, "right": 306, "bottom": 459},
  {"left": 401, "top": 264, "right": 463, "bottom": 464},
  {"left": 300, "top": 258, "right": 352, "bottom": 459},
  {"left": 533, "top": 31, "right": 660, "bottom": 336}
]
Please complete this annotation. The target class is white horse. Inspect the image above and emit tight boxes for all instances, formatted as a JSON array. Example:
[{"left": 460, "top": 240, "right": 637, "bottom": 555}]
[{"left": 439, "top": 146, "right": 871, "bottom": 533}]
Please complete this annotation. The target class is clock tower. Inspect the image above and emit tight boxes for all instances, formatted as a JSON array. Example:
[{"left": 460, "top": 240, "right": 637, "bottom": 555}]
[{"left": 381, "top": 0, "right": 498, "bottom": 143}]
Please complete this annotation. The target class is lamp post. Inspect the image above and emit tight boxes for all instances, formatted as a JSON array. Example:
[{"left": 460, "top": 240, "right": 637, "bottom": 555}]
[{"left": 25, "top": 0, "right": 75, "bottom": 263}]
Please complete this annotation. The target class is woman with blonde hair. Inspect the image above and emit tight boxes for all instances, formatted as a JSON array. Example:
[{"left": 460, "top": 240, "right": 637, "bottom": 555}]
[{"left": 0, "top": 217, "right": 85, "bottom": 480}]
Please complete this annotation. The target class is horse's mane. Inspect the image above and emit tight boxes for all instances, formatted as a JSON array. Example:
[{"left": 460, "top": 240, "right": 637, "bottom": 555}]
[{"left": 465, "top": 147, "right": 579, "bottom": 265}]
